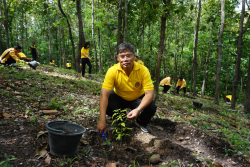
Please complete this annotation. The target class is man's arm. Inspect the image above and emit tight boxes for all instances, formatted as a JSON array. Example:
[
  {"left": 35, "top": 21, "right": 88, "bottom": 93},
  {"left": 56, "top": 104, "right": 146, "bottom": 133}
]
[
  {"left": 36, "top": 48, "right": 39, "bottom": 55},
  {"left": 127, "top": 90, "right": 154, "bottom": 120},
  {"left": 97, "top": 88, "right": 111, "bottom": 134}
]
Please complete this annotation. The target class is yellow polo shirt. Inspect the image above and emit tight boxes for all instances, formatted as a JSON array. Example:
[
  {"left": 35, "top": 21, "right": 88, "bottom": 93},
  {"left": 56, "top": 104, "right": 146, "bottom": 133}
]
[
  {"left": 0, "top": 48, "right": 24, "bottom": 63},
  {"left": 226, "top": 95, "right": 232, "bottom": 101},
  {"left": 81, "top": 47, "right": 89, "bottom": 58},
  {"left": 102, "top": 62, "right": 154, "bottom": 101},
  {"left": 160, "top": 77, "right": 172, "bottom": 86},
  {"left": 176, "top": 79, "right": 186, "bottom": 88},
  {"left": 66, "top": 63, "right": 71, "bottom": 67},
  {"left": 136, "top": 60, "right": 144, "bottom": 65},
  {"left": 18, "top": 52, "right": 26, "bottom": 58},
  {"left": 50, "top": 60, "right": 54, "bottom": 65}
]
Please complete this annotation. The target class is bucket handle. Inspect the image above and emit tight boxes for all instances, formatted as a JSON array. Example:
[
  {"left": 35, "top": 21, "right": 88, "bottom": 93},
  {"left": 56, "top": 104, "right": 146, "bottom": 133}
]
[{"left": 46, "top": 120, "right": 70, "bottom": 134}]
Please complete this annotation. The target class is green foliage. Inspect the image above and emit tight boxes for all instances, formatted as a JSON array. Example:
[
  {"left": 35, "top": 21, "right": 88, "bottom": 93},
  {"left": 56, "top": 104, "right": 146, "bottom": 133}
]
[
  {"left": 0, "top": 153, "right": 17, "bottom": 167},
  {"left": 112, "top": 109, "right": 133, "bottom": 142},
  {"left": 47, "top": 98, "right": 63, "bottom": 110}
]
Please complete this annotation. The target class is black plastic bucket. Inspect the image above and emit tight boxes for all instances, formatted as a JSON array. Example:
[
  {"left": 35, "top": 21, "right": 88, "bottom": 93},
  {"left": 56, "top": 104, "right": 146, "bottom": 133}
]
[
  {"left": 46, "top": 120, "right": 86, "bottom": 157},
  {"left": 193, "top": 101, "right": 203, "bottom": 108}
]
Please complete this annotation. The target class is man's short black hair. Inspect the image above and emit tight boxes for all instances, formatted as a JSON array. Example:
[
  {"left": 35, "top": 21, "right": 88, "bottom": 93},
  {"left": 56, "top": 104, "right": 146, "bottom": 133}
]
[
  {"left": 50, "top": 59, "right": 53, "bottom": 62},
  {"left": 170, "top": 75, "right": 173, "bottom": 78},
  {"left": 117, "top": 43, "right": 135, "bottom": 54},
  {"left": 14, "top": 45, "right": 22, "bottom": 50},
  {"left": 179, "top": 76, "right": 183, "bottom": 80},
  {"left": 136, "top": 56, "right": 139, "bottom": 58},
  {"left": 84, "top": 42, "right": 90, "bottom": 49}
]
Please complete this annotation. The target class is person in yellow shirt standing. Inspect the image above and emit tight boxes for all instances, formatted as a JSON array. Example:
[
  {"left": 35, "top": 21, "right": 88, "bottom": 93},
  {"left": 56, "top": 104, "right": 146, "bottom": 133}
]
[
  {"left": 81, "top": 42, "right": 93, "bottom": 79},
  {"left": 176, "top": 77, "right": 186, "bottom": 95},
  {"left": 135, "top": 56, "right": 144, "bottom": 65},
  {"left": 160, "top": 75, "right": 173, "bottom": 93},
  {"left": 97, "top": 43, "right": 157, "bottom": 133},
  {"left": 66, "top": 61, "right": 71, "bottom": 69},
  {"left": 0, "top": 45, "right": 31, "bottom": 66}
]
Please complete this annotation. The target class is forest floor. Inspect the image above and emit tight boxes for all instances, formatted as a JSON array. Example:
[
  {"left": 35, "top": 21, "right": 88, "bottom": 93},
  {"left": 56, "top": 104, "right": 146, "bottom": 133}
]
[{"left": 0, "top": 64, "right": 250, "bottom": 167}]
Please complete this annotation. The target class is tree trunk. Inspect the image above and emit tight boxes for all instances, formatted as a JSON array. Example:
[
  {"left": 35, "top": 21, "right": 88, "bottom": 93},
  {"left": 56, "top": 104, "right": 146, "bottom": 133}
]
[
  {"left": 124, "top": 0, "right": 128, "bottom": 43},
  {"left": 0, "top": 0, "right": 3, "bottom": 54},
  {"left": 153, "top": 0, "right": 171, "bottom": 101},
  {"left": 231, "top": 0, "right": 245, "bottom": 109},
  {"left": 117, "top": 0, "right": 123, "bottom": 46},
  {"left": 58, "top": 25, "right": 62, "bottom": 67},
  {"left": 192, "top": 0, "right": 201, "bottom": 96},
  {"left": 58, "top": 0, "right": 76, "bottom": 70},
  {"left": 76, "top": 0, "right": 85, "bottom": 73},
  {"left": 21, "top": 4, "right": 24, "bottom": 50},
  {"left": 162, "top": 36, "right": 167, "bottom": 78},
  {"left": 62, "top": 27, "right": 66, "bottom": 68},
  {"left": 174, "top": 16, "right": 178, "bottom": 85},
  {"left": 3, "top": 0, "right": 9, "bottom": 48},
  {"left": 225, "top": 53, "right": 229, "bottom": 101},
  {"left": 214, "top": 0, "right": 225, "bottom": 104},
  {"left": 92, "top": 0, "right": 98, "bottom": 74},
  {"left": 178, "top": 37, "right": 184, "bottom": 77},
  {"left": 202, "top": 21, "right": 215, "bottom": 98},
  {"left": 47, "top": 8, "right": 52, "bottom": 61},
  {"left": 244, "top": 54, "right": 250, "bottom": 113},
  {"left": 98, "top": 28, "right": 103, "bottom": 74}
]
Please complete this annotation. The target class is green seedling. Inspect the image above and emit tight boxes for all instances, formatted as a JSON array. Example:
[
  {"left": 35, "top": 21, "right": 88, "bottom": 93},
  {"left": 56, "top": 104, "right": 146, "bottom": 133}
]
[
  {"left": 112, "top": 109, "right": 133, "bottom": 145},
  {"left": 0, "top": 153, "right": 17, "bottom": 167},
  {"left": 25, "top": 109, "right": 30, "bottom": 114},
  {"left": 30, "top": 115, "right": 36, "bottom": 125}
]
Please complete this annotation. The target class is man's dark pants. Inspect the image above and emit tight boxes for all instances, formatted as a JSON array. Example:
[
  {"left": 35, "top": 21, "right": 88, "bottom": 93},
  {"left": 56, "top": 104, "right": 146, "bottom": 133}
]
[
  {"left": 162, "top": 85, "right": 170, "bottom": 93},
  {"left": 4, "top": 56, "right": 16, "bottom": 65},
  {"left": 32, "top": 53, "right": 37, "bottom": 61},
  {"left": 176, "top": 86, "right": 186, "bottom": 94},
  {"left": 106, "top": 91, "right": 157, "bottom": 126},
  {"left": 81, "top": 58, "right": 92, "bottom": 77}
]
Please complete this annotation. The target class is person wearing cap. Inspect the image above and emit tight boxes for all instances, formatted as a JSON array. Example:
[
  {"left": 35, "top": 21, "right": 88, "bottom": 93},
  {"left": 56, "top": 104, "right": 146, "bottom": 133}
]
[
  {"left": 160, "top": 75, "right": 174, "bottom": 93},
  {"left": 28, "top": 41, "right": 39, "bottom": 61},
  {"left": 97, "top": 43, "right": 157, "bottom": 134},
  {"left": 66, "top": 62, "right": 71, "bottom": 69},
  {"left": 0, "top": 45, "right": 31, "bottom": 66},
  {"left": 176, "top": 77, "right": 186, "bottom": 95},
  {"left": 81, "top": 42, "right": 93, "bottom": 79},
  {"left": 135, "top": 56, "right": 144, "bottom": 65}
]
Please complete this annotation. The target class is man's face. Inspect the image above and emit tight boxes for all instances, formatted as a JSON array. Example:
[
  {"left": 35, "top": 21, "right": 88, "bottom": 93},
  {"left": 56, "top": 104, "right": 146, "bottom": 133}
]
[
  {"left": 117, "top": 49, "right": 135, "bottom": 69},
  {"left": 32, "top": 42, "right": 35, "bottom": 45},
  {"left": 180, "top": 79, "right": 183, "bottom": 81},
  {"left": 14, "top": 48, "right": 21, "bottom": 53}
]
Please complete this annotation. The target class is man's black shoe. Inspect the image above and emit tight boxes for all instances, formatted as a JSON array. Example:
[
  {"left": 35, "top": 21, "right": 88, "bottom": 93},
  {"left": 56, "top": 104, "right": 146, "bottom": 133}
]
[{"left": 135, "top": 121, "right": 151, "bottom": 133}]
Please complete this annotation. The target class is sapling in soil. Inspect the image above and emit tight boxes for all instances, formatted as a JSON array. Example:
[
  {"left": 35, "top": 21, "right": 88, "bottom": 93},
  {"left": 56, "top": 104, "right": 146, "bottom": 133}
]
[{"left": 112, "top": 109, "right": 133, "bottom": 145}]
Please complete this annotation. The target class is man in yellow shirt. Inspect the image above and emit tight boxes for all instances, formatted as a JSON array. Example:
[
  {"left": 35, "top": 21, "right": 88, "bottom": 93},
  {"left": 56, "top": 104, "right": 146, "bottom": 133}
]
[
  {"left": 66, "top": 61, "right": 71, "bottom": 69},
  {"left": 176, "top": 77, "right": 186, "bottom": 95},
  {"left": 160, "top": 75, "right": 173, "bottom": 93},
  {"left": 0, "top": 45, "right": 31, "bottom": 66},
  {"left": 135, "top": 56, "right": 144, "bottom": 65},
  {"left": 81, "top": 42, "right": 93, "bottom": 79},
  {"left": 97, "top": 43, "right": 157, "bottom": 133}
]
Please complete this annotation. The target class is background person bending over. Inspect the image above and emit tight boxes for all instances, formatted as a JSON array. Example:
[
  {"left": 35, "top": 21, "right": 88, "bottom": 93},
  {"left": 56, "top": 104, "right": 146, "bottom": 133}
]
[
  {"left": 160, "top": 75, "right": 173, "bottom": 93},
  {"left": 97, "top": 43, "right": 157, "bottom": 134},
  {"left": 81, "top": 42, "right": 93, "bottom": 79},
  {"left": 135, "top": 56, "right": 144, "bottom": 65},
  {"left": 66, "top": 61, "right": 71, "bottom": 69},
  {"left": 0, "top": 45, "right": 31, "bottom": 66},
  {"left": 28, "top": 41, "right": 39, "bottom": 61},
  {"left": 176, "top": 77, "right": 186, "bottom": 95}
]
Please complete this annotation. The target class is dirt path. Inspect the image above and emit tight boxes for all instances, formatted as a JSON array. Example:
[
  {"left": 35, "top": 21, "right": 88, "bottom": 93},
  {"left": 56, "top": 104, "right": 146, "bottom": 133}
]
[{"left": 0, "top": 65, "right": 249, "bottom": 167}]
